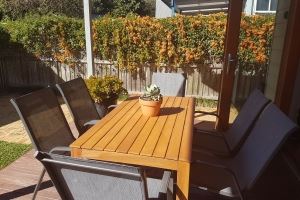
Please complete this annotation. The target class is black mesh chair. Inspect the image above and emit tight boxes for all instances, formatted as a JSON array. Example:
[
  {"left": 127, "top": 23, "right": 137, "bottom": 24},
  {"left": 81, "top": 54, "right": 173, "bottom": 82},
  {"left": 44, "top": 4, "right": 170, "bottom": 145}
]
[
  {"left": 152, "top": 72, "right": 186, "bottom": 97},
  {"left": 193, "top": 89, "right": 270, "bottom": 157},
  {"left": 56, "top": 77, "right": 101, "bottom": 135},
  {"left": 35, "top": 151, "right": 173, "bottom": 200},
  {"left": 10, "top": 87, "right": 75, "bottom": 199},
  {"left": 190, "top": 104, "right": 299, "bottom": 199}
]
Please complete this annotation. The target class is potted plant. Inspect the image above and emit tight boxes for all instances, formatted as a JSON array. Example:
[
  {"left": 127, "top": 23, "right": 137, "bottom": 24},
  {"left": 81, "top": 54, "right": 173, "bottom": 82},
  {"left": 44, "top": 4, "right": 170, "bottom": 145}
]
[
  {"left": 139, "top": 84, "right": 163, "bottom": 117},
  {"left": 85, "top": 76, "right": 128, "bottom": 117}
]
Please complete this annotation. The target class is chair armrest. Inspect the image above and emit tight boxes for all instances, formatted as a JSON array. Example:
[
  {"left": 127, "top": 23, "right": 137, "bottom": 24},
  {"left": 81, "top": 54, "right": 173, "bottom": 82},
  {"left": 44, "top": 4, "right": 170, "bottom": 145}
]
[
  {"left": 84, "top": 120, "right": 100, "bottom": 127},
  {"left": 49, "top": 146, "right": 71, "bottom": 155},
  {"left": 194, "top": 110, "right": 219, "bottom": 117},
  {"left": 192, "top": 160, "right": 244, "bottom": 200},
  {"left": 160, "top": 171, "right": 172, "bottom": 193},
  {"left": 192, "top": 147, "right": 230, "bottom": 157},
  {"left": 194, "top": 129, "right": 223, "bottom": 137},
  {"left": 159, "top": 171, "right": 173, "bottom": 200},
  {"left": 107, "top": 105, "right": 117, "bottom": 113}
]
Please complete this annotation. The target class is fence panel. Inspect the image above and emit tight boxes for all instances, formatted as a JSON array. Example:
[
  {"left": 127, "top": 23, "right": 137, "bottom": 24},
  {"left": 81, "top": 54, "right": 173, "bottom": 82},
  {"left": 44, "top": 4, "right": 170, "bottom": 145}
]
[{"left": 0, "top": 52, "right": 266, "bottom": 102}]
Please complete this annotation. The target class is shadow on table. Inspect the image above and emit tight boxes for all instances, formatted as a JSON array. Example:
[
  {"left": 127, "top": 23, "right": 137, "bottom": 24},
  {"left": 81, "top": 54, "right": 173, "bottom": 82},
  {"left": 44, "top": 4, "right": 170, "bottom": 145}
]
[{"left": 160, "top": 107, "right": 184, "bottom": 116}]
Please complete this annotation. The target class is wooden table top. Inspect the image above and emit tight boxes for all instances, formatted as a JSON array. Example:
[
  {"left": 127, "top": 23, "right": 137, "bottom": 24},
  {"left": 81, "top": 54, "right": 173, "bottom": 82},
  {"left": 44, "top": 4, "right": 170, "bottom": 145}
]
[{"left": 70, "top": 96, "right": 195, "bottom": 165}]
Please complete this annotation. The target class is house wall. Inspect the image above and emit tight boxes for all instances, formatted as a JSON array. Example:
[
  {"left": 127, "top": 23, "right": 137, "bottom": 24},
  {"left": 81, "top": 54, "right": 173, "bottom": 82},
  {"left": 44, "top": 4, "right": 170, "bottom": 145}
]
[
  {"left": 155, "top": 0, "right": 255, "bottom": 17},
  {"left": 243, "top": 0, "right": 254, "bottom": 15},
  {"left": 155, "top": 0, "right": 173, "bottom": 18},
  {"left": 265, "top": 0, "right": 290, "bottom": 100}
]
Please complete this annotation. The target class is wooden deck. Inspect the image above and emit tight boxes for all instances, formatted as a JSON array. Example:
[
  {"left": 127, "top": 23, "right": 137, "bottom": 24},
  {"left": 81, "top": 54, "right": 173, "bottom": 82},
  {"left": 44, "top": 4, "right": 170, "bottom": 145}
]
[{"left": 0, "top": 150, "right": 59, "bottom": 200}]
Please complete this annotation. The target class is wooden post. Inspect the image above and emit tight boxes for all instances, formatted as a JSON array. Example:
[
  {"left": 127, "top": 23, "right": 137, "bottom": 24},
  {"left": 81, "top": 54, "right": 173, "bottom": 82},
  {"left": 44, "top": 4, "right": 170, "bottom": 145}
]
[
  {"left": 275, "top": 1, "right": 300, "bottom": 114},
  {"left": 216, "top": 0, "right": 243, "bottom": 131},
  {"left": 83, "top": 0, "right": 95, "bottom": 77}
]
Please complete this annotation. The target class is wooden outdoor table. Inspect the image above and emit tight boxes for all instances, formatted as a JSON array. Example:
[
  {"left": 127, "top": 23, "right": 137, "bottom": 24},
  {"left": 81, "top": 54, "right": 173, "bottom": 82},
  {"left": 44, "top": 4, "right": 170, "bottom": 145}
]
[{"left": 70, "top": 96, "right": 195, "bottom": 200}]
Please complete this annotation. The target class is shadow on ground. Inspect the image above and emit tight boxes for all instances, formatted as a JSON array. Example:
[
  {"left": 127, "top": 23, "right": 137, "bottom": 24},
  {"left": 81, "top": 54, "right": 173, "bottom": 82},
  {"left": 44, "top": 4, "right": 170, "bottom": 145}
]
[{"left": 0, "top": 87, "right": 43, "bottom": 127}]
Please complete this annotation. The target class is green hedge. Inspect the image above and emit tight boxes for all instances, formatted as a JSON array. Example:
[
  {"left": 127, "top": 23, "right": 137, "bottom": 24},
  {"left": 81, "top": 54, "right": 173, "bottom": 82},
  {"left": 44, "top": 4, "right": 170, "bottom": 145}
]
[
  {"left": 1, "top": 15, "right": 84, "bottom": 65},
  {"left": 0, "top": 13, "right": 274, "bottom": 71}
]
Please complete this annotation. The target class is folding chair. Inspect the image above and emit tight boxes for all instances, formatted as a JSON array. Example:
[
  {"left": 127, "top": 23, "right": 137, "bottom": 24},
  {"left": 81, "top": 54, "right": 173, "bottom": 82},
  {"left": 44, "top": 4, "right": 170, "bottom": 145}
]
[
  {"left": 190, "top": 104, "right": 299, "bottom": 199},
  {"left": 11, "top": 87, "right": 75, "bottom": 199},
  {"left": 56, "top": 77, "right": 101, "bottom": 135},
  {"left": 35, "top": 151, "right": 173, "bottom": 200}
]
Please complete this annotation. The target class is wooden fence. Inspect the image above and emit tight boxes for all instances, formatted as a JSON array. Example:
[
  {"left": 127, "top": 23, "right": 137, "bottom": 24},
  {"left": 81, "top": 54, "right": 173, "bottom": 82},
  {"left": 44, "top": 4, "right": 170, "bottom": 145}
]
[{"left": 0, "top": 50, "right": 266, "bottom": 102}]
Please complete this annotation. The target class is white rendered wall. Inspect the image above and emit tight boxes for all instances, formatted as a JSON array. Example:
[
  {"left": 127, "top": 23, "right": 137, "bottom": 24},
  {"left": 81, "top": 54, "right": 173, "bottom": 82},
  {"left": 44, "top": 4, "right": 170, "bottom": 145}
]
[
  {"left": 155, "top": 0, "right": 173, "bottom": 18},
  {"left": 265, "top": 0, "right": 290, "bottom": 100},
  {"left": 243, "top": 0, "right": 254, "bottom": 15}
]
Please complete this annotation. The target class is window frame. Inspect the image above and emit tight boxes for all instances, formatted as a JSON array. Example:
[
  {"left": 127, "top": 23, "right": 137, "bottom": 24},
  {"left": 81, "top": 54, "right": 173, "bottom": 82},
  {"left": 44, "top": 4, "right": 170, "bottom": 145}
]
[{"left": 253, "top": 0, "right": 277, "bottom": 14}]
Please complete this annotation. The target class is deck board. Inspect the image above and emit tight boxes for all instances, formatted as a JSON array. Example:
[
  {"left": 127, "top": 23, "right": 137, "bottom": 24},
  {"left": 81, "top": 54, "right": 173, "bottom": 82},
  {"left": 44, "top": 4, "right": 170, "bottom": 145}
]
[{"left": 0, "top": 150, "right": 60, "bottom": 200}]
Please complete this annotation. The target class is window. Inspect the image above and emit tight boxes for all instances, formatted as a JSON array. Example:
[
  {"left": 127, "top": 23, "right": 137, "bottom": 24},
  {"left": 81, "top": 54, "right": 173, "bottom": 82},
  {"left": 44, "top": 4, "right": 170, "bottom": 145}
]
[{"left": 255, "top": 0, "right": 278, "bottom": 13}]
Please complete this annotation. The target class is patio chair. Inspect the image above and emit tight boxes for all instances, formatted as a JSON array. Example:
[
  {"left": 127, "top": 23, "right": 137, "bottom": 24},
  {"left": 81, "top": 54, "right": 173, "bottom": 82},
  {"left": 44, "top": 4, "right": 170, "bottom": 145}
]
[
  {"left": 56, "top": 77, "right": 101, "bottom": 135},
  {"left": 189, "top": 104, "right": 299, "bottom": 199},
  {"left": 193, "top": 89, "right": 270, "bottom": 156},
  {"left": 10, "top": 87, "right": 76, "bottom": 199},
  {"left": 151, "top": 72, "right": 225, "bottom": 117},
  {"left": 152, "top": 72, "right": 186, "bottom": 97},
  {"left": 35, "top": 151, "right": 173, "bottom": 200}
]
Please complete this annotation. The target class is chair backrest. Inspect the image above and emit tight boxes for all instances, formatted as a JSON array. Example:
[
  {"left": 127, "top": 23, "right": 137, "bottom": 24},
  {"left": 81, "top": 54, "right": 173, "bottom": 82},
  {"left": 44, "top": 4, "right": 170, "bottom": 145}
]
[
  {"left": 225, "top": 89, "right": 270, "bottom": 152},
  {"left": 36, "top": 151, "right": 148, "bottom": 200},
  {"left": 10, "top": 87, "right": 75, "bottom": 152},
  {"left": 152, "top": 72, "right": 186, "bottom": 97},
  {"left": 56, "top": 77, "right": 100, "bottom": 135},
  {"left": 231, "top": 104, "right": 298, "bottom": 191}
]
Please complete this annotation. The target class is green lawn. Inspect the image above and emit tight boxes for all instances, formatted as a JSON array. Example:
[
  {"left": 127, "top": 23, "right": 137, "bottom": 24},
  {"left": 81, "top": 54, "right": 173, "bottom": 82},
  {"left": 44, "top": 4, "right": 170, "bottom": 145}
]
[{"left": 0, "top": 141, "right": 31, "bottom": 169}]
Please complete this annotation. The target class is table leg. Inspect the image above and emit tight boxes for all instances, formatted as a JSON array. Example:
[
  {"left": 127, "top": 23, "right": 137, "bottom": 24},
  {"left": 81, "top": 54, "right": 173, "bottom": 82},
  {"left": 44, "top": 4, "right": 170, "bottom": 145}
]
[{"left": 176, "top": 162, "right": 190, "bottom": 200}]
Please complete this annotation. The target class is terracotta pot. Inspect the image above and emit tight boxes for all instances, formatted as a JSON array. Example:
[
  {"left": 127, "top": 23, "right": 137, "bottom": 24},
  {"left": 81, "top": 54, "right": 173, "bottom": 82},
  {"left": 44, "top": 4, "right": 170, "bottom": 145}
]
[{"left": 139, "top": 98, "right": 162, "bottom": 117}]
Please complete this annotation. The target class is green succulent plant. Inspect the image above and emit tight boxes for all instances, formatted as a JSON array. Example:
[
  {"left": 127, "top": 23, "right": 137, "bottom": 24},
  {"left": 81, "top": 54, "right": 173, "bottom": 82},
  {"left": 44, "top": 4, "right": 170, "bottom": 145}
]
[{"left": 140, "top": 84, "right": 162, "bottom": 101}]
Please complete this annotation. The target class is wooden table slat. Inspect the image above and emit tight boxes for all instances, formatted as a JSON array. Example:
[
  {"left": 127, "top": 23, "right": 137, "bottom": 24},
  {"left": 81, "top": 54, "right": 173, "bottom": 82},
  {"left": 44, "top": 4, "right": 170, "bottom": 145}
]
[
  {"left": 105, "top": 110, "right": 143, "bottom": 152},
  {"left": 94, "top": 102, "right": 141, "bottom": 150},
  {"left": 70, "top": 100, "right": 131, "bottom": 148},
  {"left": 179, "top": 98, "right": 195, "bottom": 162},
  {"left": 116, "top": 116, "right": 149, "bottom": 153},
  {"left": 165, "top": 98, "right": 189, "bottom": 160},
  {"left": 152, "top": 97, "right": 183, "bottom": 158},
  {"left": 127, "top": 97, "right": 169, "bottom": 155},
  {"left": 140, "top": 97, "right": 176, "bottom": 156},
  {"left": 81, "top": 100, "right": 137, "bottom": 149}
]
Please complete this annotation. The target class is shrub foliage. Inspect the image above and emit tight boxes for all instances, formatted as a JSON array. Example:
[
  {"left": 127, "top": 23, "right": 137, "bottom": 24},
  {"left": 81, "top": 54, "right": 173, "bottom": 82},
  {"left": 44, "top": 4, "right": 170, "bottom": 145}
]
[
  {"left": 0, "top": 0, "right": 83, "bottom": 19},
  {"left": 0, "top": 13, "right": 274, "bottom": 71}
]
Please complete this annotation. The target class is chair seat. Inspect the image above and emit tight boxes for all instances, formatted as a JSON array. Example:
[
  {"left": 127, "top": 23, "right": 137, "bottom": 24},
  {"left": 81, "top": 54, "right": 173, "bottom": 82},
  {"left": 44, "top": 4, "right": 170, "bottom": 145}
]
[
  {"left": 192, "top": 150, "right": 228, "bottom": 166},
  {"left": 193, "top": 89, "right": 271, "bottom": 157},
  {"left": 190, "top": 163, "right": 238, "bottom": 198},
  {"left": 193, "top": 130, "right": 230, "bottom": 156}
]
